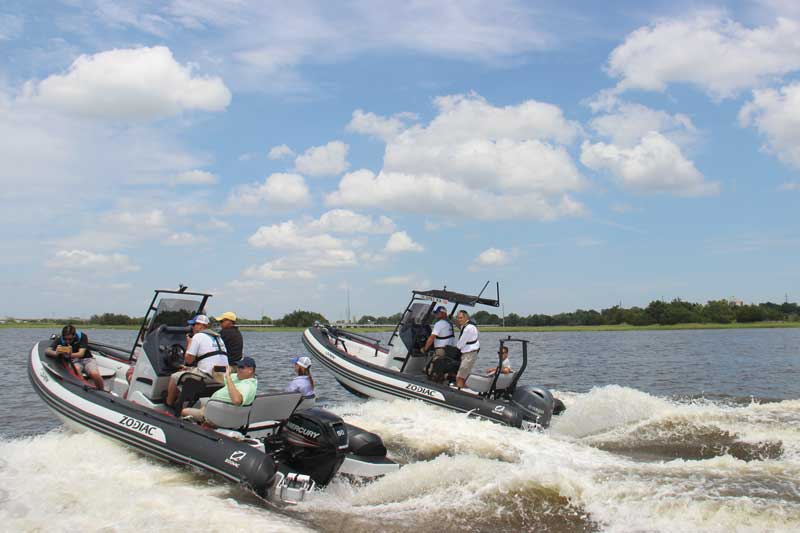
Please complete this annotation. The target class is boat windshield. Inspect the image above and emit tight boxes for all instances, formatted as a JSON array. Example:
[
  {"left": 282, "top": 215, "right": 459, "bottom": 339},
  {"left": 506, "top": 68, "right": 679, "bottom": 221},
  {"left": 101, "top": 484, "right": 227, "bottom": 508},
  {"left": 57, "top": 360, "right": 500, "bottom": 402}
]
[
  {"left": 401, "top": 302, "right": 431, "bottom": 326},
  {"left": 147, "top": 297, "right": 204, "bottom": 333}
]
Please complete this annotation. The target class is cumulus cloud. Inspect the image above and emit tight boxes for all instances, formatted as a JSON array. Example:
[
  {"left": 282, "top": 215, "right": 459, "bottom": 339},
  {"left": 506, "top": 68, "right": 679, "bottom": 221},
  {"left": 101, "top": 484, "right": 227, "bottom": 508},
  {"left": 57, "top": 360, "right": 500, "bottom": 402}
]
[
  {"left": 0, "top": 14, "right": 23, "bottom": 41},
  {"left": 346, "top": 109, "right": 416, "bottom": 141},
  {"left": 171, "top": 169, "right": 218, "bottom": 185},
  {"left": 26, "top": 46, "right": 231, "bottom": 119},
  {"left": 739, "top": 82, "right": 800, "bottom": 167},
  {"left": 226, "top": 173, "right": 311, "bottom": 213},
  {"left": 268, "top": 144, "right": 295, "bottom": 160},
  {"left": 472, "top": 248, "right": 512, "bottom": 268},
  {"left": 385, "top": 231, "right": 423, "bottom": 253},
  {"left": 46, "top": 250, "right": 140, "bottom": 272},
  {"left": 162, "top": 232, "right": 207, "bottom": 246},
  {"left": 780, "top": 181, "right": 800, "bottom": 191},
  {"left": 294, "top": 141, "right": 350, "bottom": 177},
  {"left": 243, "top": 260, "right": 315, "bottom": 280},
  {"left": 331, "top": 93, "right": 586, "bottom": 220},
  {"left": 327, "top": 169, "right": 585, "bottom": 220},
  {"left": 588, "top": 103, "right": 697, "bottom": 148},
  {"left": 248, "top": 220, "right": 344, "bottom": 250},
  {"left": 306, "top": 209, "right": 395, "bottom": 234},
  {"left": 605, "top": 12, "right": 800, "bottom": 99},
  {"left": 580, "top": 132, "right": 720, "bottom": 196},
  {"left": 375, "top": 275, "right": 414, "bottom": 285}
]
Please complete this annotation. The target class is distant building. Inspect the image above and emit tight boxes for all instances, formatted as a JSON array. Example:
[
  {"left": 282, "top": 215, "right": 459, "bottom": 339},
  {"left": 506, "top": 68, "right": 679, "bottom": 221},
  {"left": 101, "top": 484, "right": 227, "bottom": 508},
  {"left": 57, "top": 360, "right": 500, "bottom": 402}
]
[{"left": 727, "top": 297, "right": 744, "bottom": 307}]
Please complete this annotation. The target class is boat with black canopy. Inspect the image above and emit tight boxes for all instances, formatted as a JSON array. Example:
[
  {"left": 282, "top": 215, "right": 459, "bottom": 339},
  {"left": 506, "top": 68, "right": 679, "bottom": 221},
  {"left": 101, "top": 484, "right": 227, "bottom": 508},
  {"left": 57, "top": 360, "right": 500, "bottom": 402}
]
[
  {"left": 28, "top": 287, "right": 398, "bottom": 503},
  {"left": 303, "top": 283, "right": 565, "bottom": 430}
]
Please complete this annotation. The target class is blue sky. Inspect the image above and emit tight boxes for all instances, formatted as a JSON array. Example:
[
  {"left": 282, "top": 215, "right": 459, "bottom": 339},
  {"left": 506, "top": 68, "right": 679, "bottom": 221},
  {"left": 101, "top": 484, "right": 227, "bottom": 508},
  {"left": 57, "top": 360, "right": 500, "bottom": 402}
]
[{"left": 1, "top": 0, "right": 799, "bottom": 320}]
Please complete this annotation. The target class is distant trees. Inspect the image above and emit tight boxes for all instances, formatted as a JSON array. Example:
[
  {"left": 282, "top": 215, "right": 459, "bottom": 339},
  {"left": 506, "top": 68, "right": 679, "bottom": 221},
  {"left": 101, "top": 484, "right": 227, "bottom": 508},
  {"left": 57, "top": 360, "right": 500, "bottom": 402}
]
[
  {"left": 274, "top": 310, "right": 327, "bottom": 327},
  {"left": 89, "top": 313, "right": 140, "bottom": 325}
]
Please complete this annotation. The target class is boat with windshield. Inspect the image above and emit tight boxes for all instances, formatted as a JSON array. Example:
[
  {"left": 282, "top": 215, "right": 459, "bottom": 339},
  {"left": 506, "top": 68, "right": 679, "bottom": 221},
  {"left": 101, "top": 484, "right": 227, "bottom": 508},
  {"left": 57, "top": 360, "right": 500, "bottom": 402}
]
[
  {"left": 303, "top": 283, "right": 564, "bottom": 429},
  {"left": 28, "top": 287, "right": 397, "bottom": 503}
]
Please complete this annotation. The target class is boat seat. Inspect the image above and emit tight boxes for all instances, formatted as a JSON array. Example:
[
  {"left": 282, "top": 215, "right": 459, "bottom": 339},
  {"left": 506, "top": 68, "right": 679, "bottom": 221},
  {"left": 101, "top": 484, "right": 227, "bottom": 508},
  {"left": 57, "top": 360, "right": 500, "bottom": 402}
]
[
  {"left": 465, "top": 372, "right": 515, "bottom": 394},
  {"left": 83, "top": 366, "right": 117, "bottom": 379},
  {"left": 203, "top": 399, "right": 252, "bottom": 430},
  {"left": 248, "top": 392, "right": 303, "bottom": 424}
]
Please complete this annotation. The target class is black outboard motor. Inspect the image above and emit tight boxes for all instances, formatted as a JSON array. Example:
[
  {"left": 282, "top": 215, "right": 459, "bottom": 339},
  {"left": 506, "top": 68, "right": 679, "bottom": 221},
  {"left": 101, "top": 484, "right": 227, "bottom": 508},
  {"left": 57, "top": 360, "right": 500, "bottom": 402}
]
[
  {"left": 281, "top": 408, "right": 348, "bottom": 486},
  {"left": 511, "top": 385, "right": 554, "bottom": 428}
]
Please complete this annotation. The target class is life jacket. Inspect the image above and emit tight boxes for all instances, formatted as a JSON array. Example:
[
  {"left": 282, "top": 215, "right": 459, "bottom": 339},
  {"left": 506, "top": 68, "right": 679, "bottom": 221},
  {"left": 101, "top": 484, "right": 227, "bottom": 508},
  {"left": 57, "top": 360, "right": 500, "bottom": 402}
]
[
  {"left": 434, "top": 319, "right": 454, "bottom": 340},
  {"left": 190, "top": 330, "right": 228, "bottom": 365},
  {"left": 459, "top": 320, "right": 479, "bottom": 346},
  {"left": 61, "top": 330, "right": 82, "bottom": 345}
]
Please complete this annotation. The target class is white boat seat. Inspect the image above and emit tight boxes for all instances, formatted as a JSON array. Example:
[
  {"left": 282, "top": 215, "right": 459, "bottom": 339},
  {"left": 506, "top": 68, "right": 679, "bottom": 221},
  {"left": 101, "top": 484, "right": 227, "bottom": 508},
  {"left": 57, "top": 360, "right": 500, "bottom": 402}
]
[
  {"left": 465, "top": 372, "right": 515, "bottom": 394},
  {"left": 248, "top": 392, "right": 302, "bottom": 424},
  {"left": 80, "top": 366, "right": 116, "bottom": 379},
  {"left": 203, "top": 399, "right": 251, "bottom": 430}
]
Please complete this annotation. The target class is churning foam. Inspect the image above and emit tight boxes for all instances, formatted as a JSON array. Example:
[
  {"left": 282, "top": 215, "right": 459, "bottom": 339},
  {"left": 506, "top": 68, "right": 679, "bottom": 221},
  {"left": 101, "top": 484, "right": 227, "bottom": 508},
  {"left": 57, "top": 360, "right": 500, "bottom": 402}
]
[
  {"left": 322, "top": 387, "right": 800, "bottom": 532},
  {"left": 0, "top": 430, "right": 310, "bottom": 532}
]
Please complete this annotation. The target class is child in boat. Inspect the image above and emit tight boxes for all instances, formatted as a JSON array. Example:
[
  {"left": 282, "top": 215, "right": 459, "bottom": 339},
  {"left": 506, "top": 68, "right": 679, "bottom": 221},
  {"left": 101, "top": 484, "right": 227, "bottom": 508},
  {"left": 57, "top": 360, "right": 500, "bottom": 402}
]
[
  {"left": 286, "top": 356, "right": 315, "bottom": 399},
  {"left": 486, "top": 345, "right": 512, "bottom": 375}
]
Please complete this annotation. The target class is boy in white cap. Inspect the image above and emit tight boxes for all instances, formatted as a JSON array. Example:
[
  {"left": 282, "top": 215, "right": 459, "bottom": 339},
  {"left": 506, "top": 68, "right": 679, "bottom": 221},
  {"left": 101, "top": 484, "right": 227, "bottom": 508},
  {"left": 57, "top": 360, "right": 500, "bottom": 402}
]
[{"left": 285, "top": 356, "right": 315, "bottom": 399}]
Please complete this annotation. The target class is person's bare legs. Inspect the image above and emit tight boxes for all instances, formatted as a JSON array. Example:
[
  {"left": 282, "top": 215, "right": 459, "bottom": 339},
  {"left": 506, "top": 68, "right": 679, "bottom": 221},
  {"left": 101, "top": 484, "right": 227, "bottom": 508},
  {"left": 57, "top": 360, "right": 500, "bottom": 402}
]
[
  {"left": 88, "top": 369, "right": 105, "bottom": 391},
  {"left": 166, "top": 377, "right": 179, "bottom": 406}
]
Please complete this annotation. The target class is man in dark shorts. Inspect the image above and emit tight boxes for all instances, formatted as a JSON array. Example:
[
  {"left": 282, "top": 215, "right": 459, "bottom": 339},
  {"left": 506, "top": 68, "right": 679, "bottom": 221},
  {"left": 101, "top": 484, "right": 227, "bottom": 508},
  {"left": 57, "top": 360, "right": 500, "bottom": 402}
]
[
  {"left": 215, "top": 311, "right": 243, "bottom": 367},
  {"left": 45, "top": 324, "right": 105, "bottom": 390}
]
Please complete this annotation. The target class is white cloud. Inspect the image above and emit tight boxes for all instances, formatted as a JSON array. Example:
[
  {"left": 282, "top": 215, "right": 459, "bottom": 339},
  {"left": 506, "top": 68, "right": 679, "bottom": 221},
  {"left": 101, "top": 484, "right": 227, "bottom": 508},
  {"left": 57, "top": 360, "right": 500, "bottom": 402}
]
[
  {"left": 606, "top": 12, "right": 800, "bottom": 99},
  {"left": 472, "top": 248, "right": 512, "bottom": 268},
  {"left": 385, "top": 231, "right": 423, "bottom": 253},
  {"left": 327, "top": 169, "right": 586, "bottom": 220},
  {"left": 346, "top": 109, "right": 416, "bottom": 141},
  {"left": 162, "top": 232, "right": 207, "bottom": 246},
  {"left": 375, "top": 275, "right": 414, "bottom": 285},
  {"left": 226, "top": 173, "right": 311, "bottom": 213},
  {"left": 575, "top": 237, "right": 606, "bottom": 247},
  {"left": 208, "top": 218, "right": 233, "bottom": 231},
  {"left": 248, "top": 220, "right": 344, "bottom": 250},
  {"left": 172, "top": 169, "right": 218, "bottom": 185},
  {"left": 268, "top": 144, "right": 295, "bottom": 160},
  {"left": 780, "top": 181, "right": 800, "bottom": 190},
  {"left": 294, "top": 141, "right": 350, "bottom": 177},
  {"left": 588, "top": 103, "right": 697, "bottom": 148},
  {"left": 27, "top": 46, "right": 231, "bottom": 120},
  {"left": 739, "top": 82, "right": 800, "bottom": 168},
  {"left": 46, "top": 250, "right": 140, "bottom": 273},
  {"left": 243, "top": 260, "right": 315, "bottom": 280},
  {"left": 332, "top": 93, "right": 587, "bottom": 220},
  {"left": 581, "top": 132, "right": 720, "bottom": 196},
  {"left": 306, "top": 209, "right": 395, "bottom": 234}
]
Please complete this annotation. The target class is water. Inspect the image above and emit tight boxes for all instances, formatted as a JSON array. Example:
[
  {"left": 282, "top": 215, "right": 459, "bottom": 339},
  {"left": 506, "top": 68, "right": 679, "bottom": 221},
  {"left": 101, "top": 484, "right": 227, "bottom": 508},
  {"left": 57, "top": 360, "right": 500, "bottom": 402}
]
[{"left": 2, "top": 327, "right": 799, "bottom": 532}]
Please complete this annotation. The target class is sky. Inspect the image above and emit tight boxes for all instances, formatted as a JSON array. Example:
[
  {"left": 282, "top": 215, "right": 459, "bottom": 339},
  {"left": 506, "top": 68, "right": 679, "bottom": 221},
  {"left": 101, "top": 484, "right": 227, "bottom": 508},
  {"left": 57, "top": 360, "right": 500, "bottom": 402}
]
[{"left": 1, "top": 0, "right": 799, "bottom": 320}]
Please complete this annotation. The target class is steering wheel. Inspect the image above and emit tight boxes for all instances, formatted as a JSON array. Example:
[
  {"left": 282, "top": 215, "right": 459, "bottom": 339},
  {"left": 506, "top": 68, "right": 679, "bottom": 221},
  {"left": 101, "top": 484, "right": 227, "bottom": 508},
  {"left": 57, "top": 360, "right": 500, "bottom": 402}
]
[{"left": 167, "top": 343, "right": 185, "bottom": 369}]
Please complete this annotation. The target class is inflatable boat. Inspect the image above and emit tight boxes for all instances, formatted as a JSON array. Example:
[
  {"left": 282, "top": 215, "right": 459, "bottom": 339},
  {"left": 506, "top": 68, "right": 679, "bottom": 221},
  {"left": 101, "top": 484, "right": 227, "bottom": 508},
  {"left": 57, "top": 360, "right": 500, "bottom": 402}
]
[
  {"left": 28, "top": 288, "right": 397, "bottom": 503},
  {"left": 303, "top": 284, "right": 564, "bottom": 429}
]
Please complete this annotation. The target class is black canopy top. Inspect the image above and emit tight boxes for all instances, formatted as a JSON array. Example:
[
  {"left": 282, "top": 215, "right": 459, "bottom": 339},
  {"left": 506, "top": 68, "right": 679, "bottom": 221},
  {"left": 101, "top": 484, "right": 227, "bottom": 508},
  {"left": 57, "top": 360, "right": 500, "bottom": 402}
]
[{"left": 412, "top": 289, "right": 500, "bottom": 308}]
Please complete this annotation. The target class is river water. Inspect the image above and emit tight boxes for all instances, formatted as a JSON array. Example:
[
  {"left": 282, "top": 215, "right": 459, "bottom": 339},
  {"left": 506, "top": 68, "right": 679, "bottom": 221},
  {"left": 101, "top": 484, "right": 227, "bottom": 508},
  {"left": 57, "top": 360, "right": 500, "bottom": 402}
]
[{"left": 1, "top": 327, "right": 799, "bottom": 532}]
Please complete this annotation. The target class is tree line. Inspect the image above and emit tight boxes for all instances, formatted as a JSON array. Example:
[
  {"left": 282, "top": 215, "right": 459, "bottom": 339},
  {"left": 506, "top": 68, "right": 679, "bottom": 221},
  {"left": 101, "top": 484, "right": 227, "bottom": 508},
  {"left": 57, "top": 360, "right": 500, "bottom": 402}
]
[{"left": 468, "top": 299, "right": 800, "bottom": 327}]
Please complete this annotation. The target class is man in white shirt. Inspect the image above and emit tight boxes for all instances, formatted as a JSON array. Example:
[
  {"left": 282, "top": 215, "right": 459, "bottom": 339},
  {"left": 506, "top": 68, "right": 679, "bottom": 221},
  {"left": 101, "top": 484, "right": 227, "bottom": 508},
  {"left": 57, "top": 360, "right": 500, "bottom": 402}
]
[
  {"left": 422, "top": 306, "right": 455, "bottom": 379},
  {"left": 455, "top": 310, "right": 480, "bottom": 388},
  {"left": 166, "top": 314, "right": 229, "bottom": 407}
]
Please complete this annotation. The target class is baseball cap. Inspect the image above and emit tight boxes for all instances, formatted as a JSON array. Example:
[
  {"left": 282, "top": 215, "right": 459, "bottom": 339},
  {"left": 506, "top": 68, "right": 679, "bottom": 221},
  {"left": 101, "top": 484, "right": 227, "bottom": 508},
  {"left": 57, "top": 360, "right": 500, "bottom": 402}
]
[
  {"left": 187, "top": 314, "right": 210, "bottom": 325},
  {"left": 236, "top": 356, "right": 256, "bottom": 369},
  {"left": 434, "top": 306, "right": 447, "bottom": 314},
  {"left": 291, "top": 356, "right": 312, "bottom": 368},
  {"left": 215, "top": 311, "right": 237, "bottom": 322}
]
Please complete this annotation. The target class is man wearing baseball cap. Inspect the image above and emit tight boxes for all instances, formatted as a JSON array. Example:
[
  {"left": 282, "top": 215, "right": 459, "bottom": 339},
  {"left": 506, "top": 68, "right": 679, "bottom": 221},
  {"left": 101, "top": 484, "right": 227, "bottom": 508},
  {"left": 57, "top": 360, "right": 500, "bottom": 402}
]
[
  {"left": 182, "top": 357, "right": 258, "bottom": 423},
  {"left": 285, "top": 356, "right": 315, "bottom": 399},
  {"left": 166, "top": 314, "right": 229, "bottom": 408},
  {"left": 422, "top": 305, "right": 455, "bottom": 381},
  {"left": 215, "top": 311, "right": 243, "bottom": 366}
]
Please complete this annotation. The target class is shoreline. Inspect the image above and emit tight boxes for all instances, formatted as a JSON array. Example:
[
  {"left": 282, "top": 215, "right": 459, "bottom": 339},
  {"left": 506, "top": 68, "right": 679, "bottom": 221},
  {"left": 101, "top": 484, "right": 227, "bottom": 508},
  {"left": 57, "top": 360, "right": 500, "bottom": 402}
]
[{"left": 5, "top": 321, "right": 800, "bottom": 332}]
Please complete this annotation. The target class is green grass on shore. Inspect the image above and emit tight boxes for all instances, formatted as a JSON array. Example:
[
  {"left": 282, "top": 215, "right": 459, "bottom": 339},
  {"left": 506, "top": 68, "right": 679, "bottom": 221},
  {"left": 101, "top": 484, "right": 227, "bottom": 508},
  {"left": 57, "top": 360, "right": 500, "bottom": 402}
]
[{"left": 4, "top": 321, "right": 800, "bottom": 333}]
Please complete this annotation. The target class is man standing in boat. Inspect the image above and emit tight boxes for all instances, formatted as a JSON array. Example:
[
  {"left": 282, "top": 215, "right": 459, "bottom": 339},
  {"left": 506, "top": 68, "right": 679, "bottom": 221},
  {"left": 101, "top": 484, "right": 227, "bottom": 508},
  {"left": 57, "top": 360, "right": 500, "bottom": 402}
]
[
  {"left": 45, "top": 324, "right": 106, "bottom": 391},
  {"left": 455, "top": 310, "right": 480, "bottom": 388},
  {"left": 422, "top": 306, "right": 455, "bottom": 381},
  {"left": 215, "top": 311, "right": 243, "bottom": 367},
  {"left": 165, "top": 314, "right": 228, "bottom": 408}
]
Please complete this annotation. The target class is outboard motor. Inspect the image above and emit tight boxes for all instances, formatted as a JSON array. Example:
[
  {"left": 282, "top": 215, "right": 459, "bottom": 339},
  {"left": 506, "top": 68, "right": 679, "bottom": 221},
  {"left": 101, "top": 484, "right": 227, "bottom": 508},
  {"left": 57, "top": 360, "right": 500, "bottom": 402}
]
[
  {"left": 511, "top": 385, "right": 554, "bottom": 428},
  {"left": 281, "top": 408, "right": 348, "bottom": 486},
  {"left": 345, "top": 424, "right": 388, "bottom": 457}
]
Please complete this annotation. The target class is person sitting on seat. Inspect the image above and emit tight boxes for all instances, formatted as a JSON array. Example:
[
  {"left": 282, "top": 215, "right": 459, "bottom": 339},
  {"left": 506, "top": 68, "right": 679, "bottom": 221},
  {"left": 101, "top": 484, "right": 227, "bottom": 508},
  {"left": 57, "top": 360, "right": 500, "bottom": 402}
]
[
  {"left": 166, "top": 314, "right": 228, "bottom": 407},
  {"left": 181, "top": 357, "right": 258, "bottom": 422},
  {"left": 45, "top": 324, "right": 105, "bottom": 391},
  {"left": 285, "top": 356, "right": 315, "bottom": 399},
  {"left": 486, "top": 345, "right": 512, "bottom": 375}
]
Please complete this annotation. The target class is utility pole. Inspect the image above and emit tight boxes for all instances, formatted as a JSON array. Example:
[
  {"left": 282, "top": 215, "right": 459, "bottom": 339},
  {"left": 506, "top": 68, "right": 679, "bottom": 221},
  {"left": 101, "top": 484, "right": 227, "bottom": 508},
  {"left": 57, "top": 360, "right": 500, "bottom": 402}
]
[
  {"left": 502, "top": 304, "right": 505, "bottom": 327},
  {"left": 346, "top": 286, "right": 351, "bottom": 324}
]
